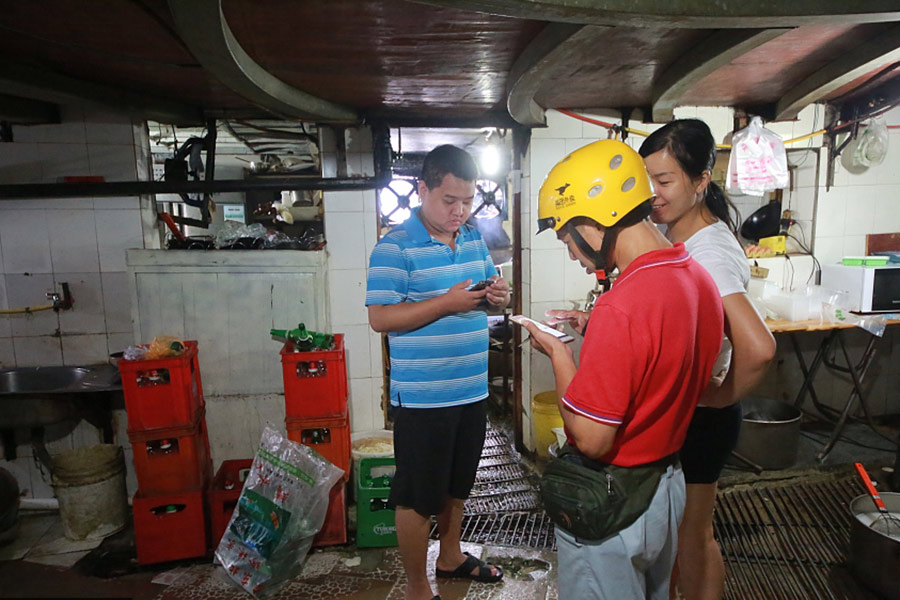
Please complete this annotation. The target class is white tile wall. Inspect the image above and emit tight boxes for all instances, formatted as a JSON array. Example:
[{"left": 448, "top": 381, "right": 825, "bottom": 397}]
[
  {"left": 324, "top": 210, "right": 367, "bottom": 270},
  {"left": 12, "top": 335, "right": 62, "bottom": 367},
  {"left": 0, "top": 210, "right": 53, "bottom": 273},
  {"left": 100, "top": 271, "right": 131, "bottom": 333},
  {"left": 56, "top": 272, "right": 107, "bottom": 334},
  {"left": 46, "top": 210, "right": 100, "bottom": 273},
  {"left": 0, "top": 338, "right": 14, "bottom": 367},
  {"left": 60, "top": 333, "right": 108, "bottom": 365},
  {"left": 4, "top": 273, "right": 57, "bottom": 337},
  {"left": 94, "top": 209, "right": 143, "bottom": 271}
]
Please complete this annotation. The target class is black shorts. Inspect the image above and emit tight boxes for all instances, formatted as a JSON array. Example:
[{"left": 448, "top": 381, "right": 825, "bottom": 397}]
[
  {"left": 680, "top": 404, "right": 742, "bottom": 484},
  {"left": 388, "top": 400, "right": 487, "bottom": 517}
]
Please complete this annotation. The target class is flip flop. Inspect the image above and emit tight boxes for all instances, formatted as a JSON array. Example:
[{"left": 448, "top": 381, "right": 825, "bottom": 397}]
[{"left": 435, "top": 552, "right": 503, "bottom": 583}]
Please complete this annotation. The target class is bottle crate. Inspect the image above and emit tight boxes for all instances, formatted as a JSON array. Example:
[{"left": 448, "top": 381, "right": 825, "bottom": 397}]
[
  {"left": 133, "top": 488, "right": 208, "bottom": 564},
  {"left": 118, "top": 341, "right": 204, "bottom": 431},
  {"left": 207, "top": 458, "right": 253, "bottom": 547},
  {"left": 281, "top": 335, "right": 347, "bottom": 419},
  {"left": 313, "top": 482, "right": 347, "bottom": 547},
  {"left": 356, "top": 457, "right": 397, "bottom": 548},
  {"left": 285, "top": 411, "right": 350, "bottom": 481},
  {"left": 128, "top": 411, "right": 212, "bottom": 495}
]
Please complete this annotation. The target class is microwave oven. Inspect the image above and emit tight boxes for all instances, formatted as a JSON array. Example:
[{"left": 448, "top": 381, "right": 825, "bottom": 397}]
[{"left": 820, "top": 263, "right": 900, "bottom": 313}]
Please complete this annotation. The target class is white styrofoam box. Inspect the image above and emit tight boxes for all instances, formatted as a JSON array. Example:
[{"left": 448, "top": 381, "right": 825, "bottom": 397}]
[
  {"left": 12, "top": 335, "right": 63, "bottom": 367},
  {"left": 5, "top": 273, "right": 58, "bottom": 337},
  {"left": 530, "top": 248, "right": 567, "bottom": 303},
  {"left": 47, "top": 209, "right": 100, "bottom": 273},
  {"left": 328, "top": 268, "right": 367, "bottom": 327},
  {"left": 324, "top": 190, "right": 365, "bottom": 213},
  {"left": 87, "top": 144, "right": 137, "bottom": 181},
  {"left": 57, "top": 272, "right": 106, "bottom": 335},
  {"left": 325, "top": 211, "right": 367, "bottom": 270},
  {"left": 100, "top": 271, "right": 131, "bottom": 333},
  {"left": 349, "top": 377, "right": 381, "bottom": 433},
  {"left": 94, "top": 209, "right": 143, "bottom": 271},
  {"left": 0, "top": 338, "right": 14, "bottom": 368},
  {"left": 340, "top": 324, "right": 373, "bottom": 380},
  {"left": 60, "top": 333, "right": 108, "bottom": 366},
  {"left": 0, "top": 209, "right": 53, "bottom": 273}
]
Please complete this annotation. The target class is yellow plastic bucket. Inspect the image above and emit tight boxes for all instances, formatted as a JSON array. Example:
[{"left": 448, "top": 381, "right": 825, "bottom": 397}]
[{"left": 531, "top": 391, "right": 564, "bottom": 460}]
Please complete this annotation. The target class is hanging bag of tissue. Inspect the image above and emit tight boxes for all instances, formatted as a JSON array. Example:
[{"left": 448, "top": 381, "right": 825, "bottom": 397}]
[
  {"left": 215, "top": 425, "right": 343, "bottom": 597},
  {"left": 726, "top": 116, "right": 789, "bottom": 196}
]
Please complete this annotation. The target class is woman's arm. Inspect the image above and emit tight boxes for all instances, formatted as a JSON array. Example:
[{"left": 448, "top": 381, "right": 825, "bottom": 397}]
[{"left": 701, "top": 291, "right": 776, "bottom": 408}]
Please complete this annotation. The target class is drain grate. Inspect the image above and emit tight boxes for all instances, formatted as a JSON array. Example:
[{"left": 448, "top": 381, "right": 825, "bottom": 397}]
[{"left": 716, "top": 474, "right": 878, "bottom": 600}]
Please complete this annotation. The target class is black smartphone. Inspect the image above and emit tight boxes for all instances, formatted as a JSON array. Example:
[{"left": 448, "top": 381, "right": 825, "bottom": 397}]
[{"left": 468, "top": 280, "right": 493, "bottom": 291}]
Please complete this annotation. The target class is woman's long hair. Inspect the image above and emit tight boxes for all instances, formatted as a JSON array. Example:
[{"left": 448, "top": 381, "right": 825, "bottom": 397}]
[{"left": 638, "top": 119, "right": 740, "bottom": 233}]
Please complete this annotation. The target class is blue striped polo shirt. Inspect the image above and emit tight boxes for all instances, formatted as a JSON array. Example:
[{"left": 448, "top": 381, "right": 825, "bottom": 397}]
[{"left": 365, "top": 207, "right": 497, "bottom": 408}]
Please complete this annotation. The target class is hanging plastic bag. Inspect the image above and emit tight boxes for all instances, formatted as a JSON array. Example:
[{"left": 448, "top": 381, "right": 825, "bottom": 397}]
[
  {"left": 853, "top": 115, "right": 889, "bottom": 167},
  {"left": 215, "top": 425, "right": 343, "bottom": 597},
  {"left": 726, "top": 116, "right": 789, "bottom": 196}
]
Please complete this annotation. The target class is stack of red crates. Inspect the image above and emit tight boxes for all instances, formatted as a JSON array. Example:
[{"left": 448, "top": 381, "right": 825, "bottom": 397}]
[
  {"left": 118, "top": 341, "right": 213, "bottom": 565},
  {"left": 281, "top": 334, "right": 349, "bottom": 546}
]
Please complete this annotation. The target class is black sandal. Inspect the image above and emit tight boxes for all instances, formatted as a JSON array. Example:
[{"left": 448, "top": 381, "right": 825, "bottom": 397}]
[{"left": 435, "top": 552, "right": 503, "bottom": 583}]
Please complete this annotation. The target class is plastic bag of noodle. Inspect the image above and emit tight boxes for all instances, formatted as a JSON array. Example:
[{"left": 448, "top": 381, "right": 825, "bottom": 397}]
[
  {"left": 726, "top": 116, "right": 789, "bottom": 196},
  {"left": 215, "top": 425, "right": 344, "bottom": 597}
]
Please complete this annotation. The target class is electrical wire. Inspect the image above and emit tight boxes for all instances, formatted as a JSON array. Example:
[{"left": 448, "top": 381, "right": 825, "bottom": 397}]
[{"left": 784, "top": 232, "right": 821, "bottom": 284}]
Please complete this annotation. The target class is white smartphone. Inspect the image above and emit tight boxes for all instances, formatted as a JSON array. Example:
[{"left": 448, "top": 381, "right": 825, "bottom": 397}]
[{"left": 509, "top": 315, "right": 575, "bottom": 343}]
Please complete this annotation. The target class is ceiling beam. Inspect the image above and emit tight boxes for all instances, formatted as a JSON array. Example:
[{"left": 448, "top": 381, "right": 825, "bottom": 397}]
[
  {"left": 775, "top": 24, "right": 900, "bottom": 120},
  {"left": 507, "top": 23, "right": 600, "bottom": 126},
  {"left": 0, "top": 93, "right": 60, "bottom": 125},
  {"left": 412, "top": 1, "right": 900, "bottom": 28},
  {"left": 0, "top": 60, "right": 203, "bottom": 125},
  {"left": 167, "top": 0, "right": 358, "bottom": 124},
  {"left": 651, "top": 28, "right": 788, "bottom": 122}
]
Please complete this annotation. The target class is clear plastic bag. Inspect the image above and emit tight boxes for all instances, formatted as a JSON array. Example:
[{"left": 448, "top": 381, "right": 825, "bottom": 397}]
[
  {"left": 726, "top": 116, "right": 789, "bottom": 196},
  {"left": 823, "top": 304, "right": 887, "bottom": 337},
  {"left": 853, "top": 115, "right": 889, "bottom": 167},
  {"left": 215, "top": 425, "right": 343, "bottom": 597}
]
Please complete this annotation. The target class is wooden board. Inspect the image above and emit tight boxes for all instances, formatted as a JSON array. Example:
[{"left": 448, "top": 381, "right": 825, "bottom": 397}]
[{"left": 865, "top": 232, "right": 900, "bottom": 255}]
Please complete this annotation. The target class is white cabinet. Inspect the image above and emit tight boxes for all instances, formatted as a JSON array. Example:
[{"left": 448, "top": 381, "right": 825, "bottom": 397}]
[{"left": 126, "top": 250, "right": 329, "bottom": 395}]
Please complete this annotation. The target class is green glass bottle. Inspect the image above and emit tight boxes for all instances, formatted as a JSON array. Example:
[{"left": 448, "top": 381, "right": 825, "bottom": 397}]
[{"left": 270, "top": 323, "right": 334, "bottom": 350}]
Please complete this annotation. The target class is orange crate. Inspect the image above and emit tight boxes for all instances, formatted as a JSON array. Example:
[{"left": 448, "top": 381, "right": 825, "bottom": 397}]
[
  {"left": 133, "top": 488, "right": 208, "bottom": 564},
  {"left": 118, "top": 341, "right": 204, "bottom": 431},
  {"left": 129, "top": 413, "right": 212, "bottom": 495},
  {"left": 285, "top": 412, "right": 350, "bottom": 481},
  {"left": 313, "top": 482, "right": 347, "bottom": 547},
  {"left": 208, "top": 458, "right": 253, "bottom": 547},
  {"left": 281, "top": 335, "right": 347, "bottom": 419}
]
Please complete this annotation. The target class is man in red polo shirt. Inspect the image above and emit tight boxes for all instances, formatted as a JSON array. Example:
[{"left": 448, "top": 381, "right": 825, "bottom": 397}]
[{"left": 523, "top": 139, "right": 723, "bottom": 599}]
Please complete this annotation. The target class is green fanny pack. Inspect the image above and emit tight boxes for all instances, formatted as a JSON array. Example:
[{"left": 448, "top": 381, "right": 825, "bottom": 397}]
[{"left": 539, "top": 443, "right": 678, "bottom": 541}]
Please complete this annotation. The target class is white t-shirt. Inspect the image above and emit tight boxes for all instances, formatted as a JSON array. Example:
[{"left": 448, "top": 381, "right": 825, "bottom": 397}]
[{"left": 684, "top": 220, "right": 750, "bottom": 398}]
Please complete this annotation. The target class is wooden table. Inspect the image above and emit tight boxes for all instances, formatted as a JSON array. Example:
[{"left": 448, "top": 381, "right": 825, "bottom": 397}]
[{"left": 766, "top": 317, "right": 898, "bottom": 461}]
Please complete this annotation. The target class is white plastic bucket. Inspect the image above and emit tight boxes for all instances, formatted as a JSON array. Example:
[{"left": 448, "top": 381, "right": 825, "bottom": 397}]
[{"left": 51, "top": 444, "right": 128, "bottom": 541}]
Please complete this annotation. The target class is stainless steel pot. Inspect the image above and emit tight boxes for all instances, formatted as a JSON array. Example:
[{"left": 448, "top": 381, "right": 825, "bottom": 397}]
[
  {"left": 849, "top": 492, "right": 900, "bottom": 600},
  {"left": 734, "top": 396, "right": 801, "bottom": 470}
]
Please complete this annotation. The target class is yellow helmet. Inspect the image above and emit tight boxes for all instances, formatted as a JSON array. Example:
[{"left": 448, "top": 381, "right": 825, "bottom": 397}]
[{"left": 537, "top": 139, "right": 653, "bottom": 233}]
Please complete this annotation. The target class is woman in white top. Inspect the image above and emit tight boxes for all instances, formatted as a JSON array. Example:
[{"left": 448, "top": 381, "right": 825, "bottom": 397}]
[{"left": 639, "top": 119, "right": 776, "bottom": 600}]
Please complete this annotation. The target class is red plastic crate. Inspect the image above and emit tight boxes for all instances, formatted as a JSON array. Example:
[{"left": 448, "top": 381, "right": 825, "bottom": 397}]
[
  {"left": 133, "top": 488, "right": 208, "bottom": 564},
  {"left": 118, "top": 341, "right": 204, "bottom": 431},
  {"left": 129, "top": 413, "right": 212, "bottom": 495},
  {"left": 208, "top": 458, "right": 253, "bottom": 547},
  {"left": 281, "top": 335, "right": 347, "bottom": 419},
  {"left": 285, "top": 411, "right": 350, "bottom": 481},
  {"left": 313, "top": 482, "right": 347, "bottom": 547}
]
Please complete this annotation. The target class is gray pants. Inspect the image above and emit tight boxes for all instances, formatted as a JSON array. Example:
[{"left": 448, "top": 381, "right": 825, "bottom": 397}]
[{"left": 556, "top": 464, "right": 685, "bottom": 600}]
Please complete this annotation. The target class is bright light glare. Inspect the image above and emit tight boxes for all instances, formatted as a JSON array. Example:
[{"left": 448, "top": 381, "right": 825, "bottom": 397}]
[{"left": 481, "top": 145, "right": 500, "bottom": 176}]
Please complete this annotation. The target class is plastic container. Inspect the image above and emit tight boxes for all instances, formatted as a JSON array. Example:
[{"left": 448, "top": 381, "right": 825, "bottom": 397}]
[
  {"left": 531, "top": 391, "right": 563, "bottom": 460},
  {"left": 281, "top": 335, "right": 348, "bottom": 419},
  {"left": 349, "top": 429, "right": 393, "bottom": 499},
  {"left": 128, "top": 411, "right": 212, "bottom": 495},
  {"left": 133, "top": 488, "right": 208, "bottom": 564},
  {"left": 285, "top": 411, "right": 351, "bottom": 481},
  {"left": 51, "top": 444, "right": 128, "bottom": 541},
  {"left": 313, "top": 483, "right": 347, "bottom": 547},
  {"left": 118, "top": 341, "right": 204, "bottom": 431},
  {"left": 207, "top": 458, "right": 253, "bottom": 546}
]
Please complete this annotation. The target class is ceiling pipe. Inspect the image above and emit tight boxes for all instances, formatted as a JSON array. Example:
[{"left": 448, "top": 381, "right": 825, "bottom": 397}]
[{"left": 167, "top": 0, "right": 358, "bottom": 123}]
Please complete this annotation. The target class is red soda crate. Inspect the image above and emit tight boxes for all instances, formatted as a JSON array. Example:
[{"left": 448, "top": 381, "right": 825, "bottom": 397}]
[
  {"left": 281, "top": 335, "right": 347, "bottom": 419},
  {"left": 208, "top": 458, "right": 253, "bottom": 547},
  {"left": 285, "top": 411, "right": 350, "bottom": 481},
  {"left": 133, "top": 488, "right": 208, "bottom": 564},
  {"left": 118, "top": 341, "right": 204, "bottom": 431},
  {"left": 313, "top": 482, "right": 347, "bottom": 547},
  {"left": 128, "top": 412, "right": 212, "bottom": 495}
]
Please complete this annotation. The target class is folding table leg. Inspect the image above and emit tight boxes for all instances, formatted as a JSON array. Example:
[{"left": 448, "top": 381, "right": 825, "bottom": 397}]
[{"left": 791, "top": 330, "right": 836, "bottom": 411}]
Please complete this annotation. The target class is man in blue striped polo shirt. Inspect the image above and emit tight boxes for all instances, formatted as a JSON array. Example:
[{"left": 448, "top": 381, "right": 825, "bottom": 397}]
[{"left": 366, "top": 145, "right": 510, "bottom": 600}]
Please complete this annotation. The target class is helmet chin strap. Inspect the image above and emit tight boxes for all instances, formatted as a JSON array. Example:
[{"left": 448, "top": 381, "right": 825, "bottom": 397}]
[{"left": 569, "top": 224, "right": 618, "bottom": 274}]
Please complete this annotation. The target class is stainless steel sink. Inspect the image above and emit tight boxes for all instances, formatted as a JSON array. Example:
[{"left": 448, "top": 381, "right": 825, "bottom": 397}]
[{"left": 0, "top": 365, "right": 121, "bottom": 429}]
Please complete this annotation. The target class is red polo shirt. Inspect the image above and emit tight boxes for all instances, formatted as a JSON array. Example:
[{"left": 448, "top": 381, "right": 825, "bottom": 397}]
[{"left": 563, "top": 243, "right": 723, "bottom": 466}]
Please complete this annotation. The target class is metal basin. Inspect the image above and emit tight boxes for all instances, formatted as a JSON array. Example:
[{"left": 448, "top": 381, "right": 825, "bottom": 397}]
[
  {"left": 734, "top": 396, "right": 801, "bottom": 470},
  {"left": 0, "top": 365, "right": 121, "bottom": 429},
  {"left": 849, "top": 492, "right": 900, "bottom": 600}
]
